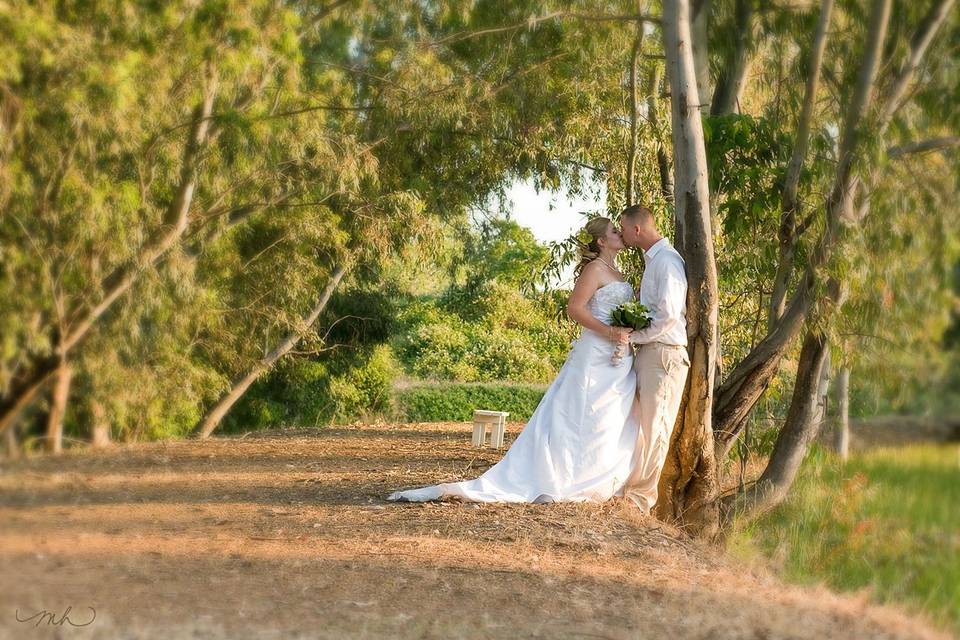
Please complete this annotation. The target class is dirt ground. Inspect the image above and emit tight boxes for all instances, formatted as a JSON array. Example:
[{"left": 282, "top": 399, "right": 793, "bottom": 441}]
[{"left": 0, "top": 422, "right": 949, "bottom": 640}]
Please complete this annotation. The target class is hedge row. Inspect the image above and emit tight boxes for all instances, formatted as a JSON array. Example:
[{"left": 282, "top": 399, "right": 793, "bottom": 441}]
[{"left": 393, "top": 381, "right": 547, "bottom": 422}]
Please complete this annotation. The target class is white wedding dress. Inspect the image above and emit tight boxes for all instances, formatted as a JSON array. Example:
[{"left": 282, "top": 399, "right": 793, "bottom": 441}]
[{"left": 387, "top": 281, "right": 640, "bottom": 503}]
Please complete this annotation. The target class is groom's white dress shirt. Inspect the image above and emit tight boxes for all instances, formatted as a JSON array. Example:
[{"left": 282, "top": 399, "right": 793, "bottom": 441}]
[{"left": 628, "top": 237, "right": 688, "bottom": 347}]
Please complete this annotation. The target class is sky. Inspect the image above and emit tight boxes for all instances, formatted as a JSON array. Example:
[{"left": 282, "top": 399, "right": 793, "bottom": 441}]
[
  {"left": 504, "top": 178, "right": 605, "bottom": 244},
  {"left": 497, "top": 177, "right": 608, "bottom": 287}
]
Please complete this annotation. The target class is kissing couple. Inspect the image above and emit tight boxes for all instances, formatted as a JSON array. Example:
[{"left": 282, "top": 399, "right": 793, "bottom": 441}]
[{"left": 388, "top": 204, "right": 691, "bottom": 515}]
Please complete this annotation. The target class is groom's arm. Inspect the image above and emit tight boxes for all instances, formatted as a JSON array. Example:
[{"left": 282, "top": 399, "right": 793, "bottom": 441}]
[{"left": 628, "top": 259, "right": 687, "bottom": 346}]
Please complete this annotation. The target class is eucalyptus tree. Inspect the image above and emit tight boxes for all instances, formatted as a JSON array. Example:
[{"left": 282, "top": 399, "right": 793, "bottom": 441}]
[
  {"left": 652, "top": 0, "right": 721, "bottom": 536},
  {"left": 420, "top": 0, "right": 960, "bottom": 526},
  {"left": 613, "top": 0, "right": 959, "bottom": 525},
  {"left": 0, "top": 0, "right": 366, "bottom": 443},
  {"left": 193, "top": 0, "right": 652, "bottom": 435},
  {"left": 705, "top": 0, "right": 959, "bottom": 519}
]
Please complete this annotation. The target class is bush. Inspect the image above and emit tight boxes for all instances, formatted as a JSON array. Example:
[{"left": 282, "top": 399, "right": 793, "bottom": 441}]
[
  {"left": 223, "top": 345, "right": 402, "bottom": 429},
  {"left": 394, "top": 381, "right": 547, "bottom": 422},
  {"left": 327, "top": 344, "right": 401, "bottom": 422},
  {"left": 392, "top": 285, "right": 570, "bottom": 384}
]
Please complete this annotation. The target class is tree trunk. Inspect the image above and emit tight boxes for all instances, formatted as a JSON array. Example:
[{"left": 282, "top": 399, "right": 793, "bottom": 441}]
[
  {"left": 833, "top": 366, "right": 850, "bottom": 461},
  {"left": 726, "top": 275, "right": 848, "bottom": 520},
  {"left": 709, "top": 0, "right": 755, "bottom": 116},
  {"left": 714, "top": 280, "right": 813, "bottom": 456},
  {"left": 767, "top": 0, "right": 834, "bottom": 330},
  {"left": 197, "top": 264, "right": 349, "bottom": 439},
  {"left": 3, "top": 421, "right": 19, "bottom": 459},
  {"left": 0, "top": 69, "right": 219, "bottom": 435},
  {"left": 654, "top": 0, "right": 720, "bottom": 538},
  {"left": 90, "top": 399, "right": 112, "bottom": 449},
  {"left": 626, "top": 20, "right": 644, "bottom": 207},
  {"left": 712, "top": 0, "right": 892, "bottom": 456},
  {"left": 814, "top": 347, "right": 831, "bottom": 430},
  {"left": 724, "top": 328, "right": 830, "bottom": 519},
  {"left": 45, "top": 359, "right": 73, "bottom": 455},
  {"left": 877, "top": 0, "right": 956, "bottom": 128},
  {"left": 645, "top": 63, "right": 674, "bottom": 206},
  {"left": 691, "top": 0, "right": 711, "bottom": 108},
  {"left": 63, "top": 70, "right": 219, "bottom": 355},
  {"left": 0, "top": 358, "right": 60, "bottom": 437}
]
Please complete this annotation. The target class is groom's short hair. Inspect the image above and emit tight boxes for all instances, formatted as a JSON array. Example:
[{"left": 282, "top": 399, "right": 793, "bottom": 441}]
[{"left": 620, "top": 204, "right": 654, "bottom": 225}]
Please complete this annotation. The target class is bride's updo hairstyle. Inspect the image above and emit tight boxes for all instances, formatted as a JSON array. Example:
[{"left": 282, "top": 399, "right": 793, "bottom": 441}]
[{"left": 573, "top": 217, "right": 613, "bottom": 278}]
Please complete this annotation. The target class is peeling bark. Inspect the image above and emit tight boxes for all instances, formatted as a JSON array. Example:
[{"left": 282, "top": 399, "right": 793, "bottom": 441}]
[{"left": 655, "top": 0, "right": 720, "bottom": 538}]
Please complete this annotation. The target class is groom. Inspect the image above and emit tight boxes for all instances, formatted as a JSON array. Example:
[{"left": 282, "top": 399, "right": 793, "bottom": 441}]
[{"left": 618, "top": 204, "right": 691, "bottom": 515}]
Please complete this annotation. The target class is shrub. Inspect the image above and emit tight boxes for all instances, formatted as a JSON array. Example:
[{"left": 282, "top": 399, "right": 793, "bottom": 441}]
[
  {"left": 328, "top": 344, "right": 401, "bottom": 422},
  {"left": 391, "top": 286, "right": 570, "bottom": 384},
  {"left": 394, "top": 381, "right": 547, "bottom": 422},
  {"left": 223, "top": 345, "right": 402, "bottom": 429}
]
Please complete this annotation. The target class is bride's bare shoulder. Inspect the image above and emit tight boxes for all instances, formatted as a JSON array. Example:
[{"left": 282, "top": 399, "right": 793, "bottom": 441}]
[
  {"left": 577, "top": 260, "right": 605, "bottom": 281},
  {"left": 571, "top": 265, "right": 597, "bottom": 288}
]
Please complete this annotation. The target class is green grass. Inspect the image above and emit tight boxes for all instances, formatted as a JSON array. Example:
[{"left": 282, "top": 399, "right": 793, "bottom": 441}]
[{"left": 727, "top": 444, "right": 960, "bottom": 635}]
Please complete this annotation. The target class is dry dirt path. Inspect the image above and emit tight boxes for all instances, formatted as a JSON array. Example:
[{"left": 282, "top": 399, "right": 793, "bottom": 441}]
[{"left": 0, "top": 423, "right": 948, "bottom": 639}]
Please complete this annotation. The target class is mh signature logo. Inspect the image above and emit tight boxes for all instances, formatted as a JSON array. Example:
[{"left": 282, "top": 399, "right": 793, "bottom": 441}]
[{"left": 15, "top": 606, "right": 96, "bottom": 628}]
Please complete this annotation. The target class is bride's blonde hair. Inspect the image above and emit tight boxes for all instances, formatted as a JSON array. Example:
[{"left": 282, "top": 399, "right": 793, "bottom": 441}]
[{"left": 573, "top": 217, "right": 613, "bottom": 278}]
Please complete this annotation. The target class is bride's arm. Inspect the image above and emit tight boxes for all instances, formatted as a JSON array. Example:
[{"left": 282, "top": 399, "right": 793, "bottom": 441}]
[{"left": 566, "top": 263, "right": 631, "bottom": 342}]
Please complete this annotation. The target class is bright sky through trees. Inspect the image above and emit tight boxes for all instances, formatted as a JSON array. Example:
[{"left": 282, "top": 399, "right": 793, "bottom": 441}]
[{"left": 500, "top": 177, "right": 608, "bottom": 287}]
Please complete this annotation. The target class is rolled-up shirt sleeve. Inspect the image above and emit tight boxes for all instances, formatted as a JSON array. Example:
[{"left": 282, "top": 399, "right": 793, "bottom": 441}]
[{"left": 629, "top": 259, "right": 687, "bottom": 345}]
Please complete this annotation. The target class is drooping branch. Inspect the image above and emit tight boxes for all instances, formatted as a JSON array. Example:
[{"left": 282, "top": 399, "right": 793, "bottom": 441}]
[
  {"left": 427, "top": 10, "right": 662, "bottom": 48},
  {"left": 187, "top": 189, "right": 304, "bottom": 255},
  {"left": 888, "top": 135, "right": 960, "bottom": 159},
  {"left": 196, "top": 262, "right": 350, "bottom": 439}
]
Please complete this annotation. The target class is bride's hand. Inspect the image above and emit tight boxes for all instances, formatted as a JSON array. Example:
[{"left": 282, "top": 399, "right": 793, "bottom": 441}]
[{"left": 609, "top": 326, "right": 632, "bottom": 344}]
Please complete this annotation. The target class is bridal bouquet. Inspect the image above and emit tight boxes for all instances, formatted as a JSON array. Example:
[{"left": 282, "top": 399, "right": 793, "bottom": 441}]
[{"left": 609, "top": 301, "right": 652, "bottom": 365}]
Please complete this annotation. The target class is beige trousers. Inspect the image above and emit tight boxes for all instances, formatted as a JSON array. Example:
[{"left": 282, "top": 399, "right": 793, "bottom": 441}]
[{"left": 623, "top": 342, "right": 690, "bottom": 514}]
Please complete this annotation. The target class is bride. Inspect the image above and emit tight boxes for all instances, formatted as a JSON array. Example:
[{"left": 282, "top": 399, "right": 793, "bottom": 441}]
[{"left": 387, "top": 217, "right": 640, "bottom": 503}]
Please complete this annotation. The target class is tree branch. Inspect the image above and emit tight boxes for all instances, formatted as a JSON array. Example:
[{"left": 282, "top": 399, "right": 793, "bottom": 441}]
[
  {"left": 428, "top": 11, "right": 661, "bottom": 47},
  {"left": 888, "top": 135, "right": 960, "bottom": 158},
  {"left": 878, "top": 0, "right": 957, "bottom": 127}
]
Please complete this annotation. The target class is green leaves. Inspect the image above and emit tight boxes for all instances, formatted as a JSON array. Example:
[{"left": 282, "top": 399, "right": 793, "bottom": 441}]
[{"left": 610, "top": 301, "right": 652, "bottom": 330}]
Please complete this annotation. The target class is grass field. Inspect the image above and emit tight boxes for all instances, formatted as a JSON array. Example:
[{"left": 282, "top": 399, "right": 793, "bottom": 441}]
[{"left": 728, "top": 444, "right": 960, "bottom": 636}]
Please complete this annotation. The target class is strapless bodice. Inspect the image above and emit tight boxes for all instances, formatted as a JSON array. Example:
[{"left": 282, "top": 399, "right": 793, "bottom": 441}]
[{"left": 588, "top": 281, "right": 635, "bottom": 325}]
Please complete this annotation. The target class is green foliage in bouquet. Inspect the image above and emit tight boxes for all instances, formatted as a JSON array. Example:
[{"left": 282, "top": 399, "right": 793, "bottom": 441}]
[{"left": 610, "top": 301, "right": 653, "bottom": 330}]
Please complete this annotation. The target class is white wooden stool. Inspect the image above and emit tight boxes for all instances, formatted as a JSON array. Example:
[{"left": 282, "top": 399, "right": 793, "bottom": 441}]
[{"left": 472, "top": 410, "right": 509, "bottom": 449}]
